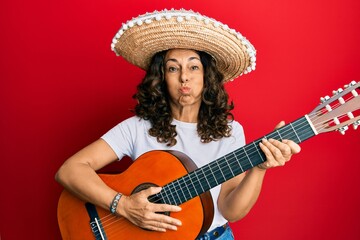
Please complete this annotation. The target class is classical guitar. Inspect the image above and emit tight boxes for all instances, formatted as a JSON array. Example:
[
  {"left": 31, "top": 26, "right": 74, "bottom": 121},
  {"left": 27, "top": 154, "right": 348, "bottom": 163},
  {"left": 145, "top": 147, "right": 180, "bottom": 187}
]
[{"left": 57, "top": 81, "right": 360, "bottom": 240}]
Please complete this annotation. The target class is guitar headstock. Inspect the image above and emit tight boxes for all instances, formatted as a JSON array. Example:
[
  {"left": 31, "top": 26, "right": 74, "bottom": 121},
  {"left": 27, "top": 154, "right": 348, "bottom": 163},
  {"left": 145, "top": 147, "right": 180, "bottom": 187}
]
[{"left": 308, "top": 81, "right": 360, "bottom": 135}]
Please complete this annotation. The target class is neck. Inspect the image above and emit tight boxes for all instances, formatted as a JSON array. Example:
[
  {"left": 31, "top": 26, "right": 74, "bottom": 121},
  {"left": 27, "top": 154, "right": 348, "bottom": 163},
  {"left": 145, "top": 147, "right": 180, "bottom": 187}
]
[
  {"left": 170, "top": 103, "right": 200, "bottom": 123},
  {"left": 157, "top": 115, "right": 316, "bottom": 205}
]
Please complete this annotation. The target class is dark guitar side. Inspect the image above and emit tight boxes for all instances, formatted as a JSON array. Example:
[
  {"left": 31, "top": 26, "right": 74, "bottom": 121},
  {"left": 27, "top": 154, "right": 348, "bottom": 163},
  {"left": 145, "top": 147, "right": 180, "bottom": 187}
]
[{"left": 57, "top": 150, "right": 214, "bottom": 240}]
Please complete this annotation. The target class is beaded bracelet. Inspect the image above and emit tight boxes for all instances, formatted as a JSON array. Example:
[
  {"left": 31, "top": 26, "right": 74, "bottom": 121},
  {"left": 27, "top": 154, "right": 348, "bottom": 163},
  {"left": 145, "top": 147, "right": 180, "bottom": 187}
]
[{"left": 109, "top": 192, "right": 123, "bottom": 214}]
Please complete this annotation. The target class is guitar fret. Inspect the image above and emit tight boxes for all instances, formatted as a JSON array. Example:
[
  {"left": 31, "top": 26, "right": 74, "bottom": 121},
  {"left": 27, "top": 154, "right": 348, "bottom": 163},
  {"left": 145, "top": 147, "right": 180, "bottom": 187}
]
[
  {"left": 167, "top": 186, "right": 177, "bottom": 205},
  {"left": 204, "top": 166, "right": 218, "bottom": 190},
  {"left": 182, "top": 175, "right": 196, "bottom": 199},
  {"left": 188, "top": 173, "right": 199, "bottom": 197},
  {"left": 161, "top": 186, "right": 171, "bottom": 204},
  {"left": 179, "top": 179, "right": 188, "bottom": 203},
  {"left": 227, "top": 154, "right": 243, "bottom": 176},
  {"left": 194, "top": 170, "right": 205, "bottom": 193},
  {"left": 201, "top": 168, "right": 211, "bottom": 190},
  {"left": 220, "top": 158, "right": 234, "bottom": 179},
  {"left": 296, "top": 117, "right": 315, "bottom": 142},
  {"left": 173, "top": 179, "right": 182, "bottom": 204},
  {"left": 242, "top": 147, "right": 254, "bottom": 167},
  {"left": 253, "top": 141, "right": 265, "bottom": 163},
  {"left": 290, "top": 122, "right": 301, "bottom": 143},
  {"left": 179, "top": 176, "right": 191, "bottom": 200},
  {"left": 216, "top": 161, "right": 226, "bottom": 182},
  {"left": 224, "top": 155, "right": 235, "bottom": 177},
  {"left": 208, "top": 164, "right": 219, "bottom": 186},
  {"left": 232, "top": 151, "right": 244, "bottom": 172},
  {"left": 276, "top": 129, "right": 283, "bottom": 140},
  {"left": 267, "top": 132, "right": 276, "bottom": 139}
]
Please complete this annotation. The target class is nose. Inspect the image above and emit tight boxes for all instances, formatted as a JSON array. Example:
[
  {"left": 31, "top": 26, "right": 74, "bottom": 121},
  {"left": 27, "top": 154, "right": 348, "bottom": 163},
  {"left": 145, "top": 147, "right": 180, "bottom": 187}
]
[{"left": 180, "top": 69, "right": 189, "bottom": 83}]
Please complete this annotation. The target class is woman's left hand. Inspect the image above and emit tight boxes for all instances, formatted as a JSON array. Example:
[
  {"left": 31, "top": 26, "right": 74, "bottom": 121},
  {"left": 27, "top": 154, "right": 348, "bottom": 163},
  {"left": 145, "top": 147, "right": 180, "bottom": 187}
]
[{"left": 257, "top": 121, "right": 301, "bottom": 170}]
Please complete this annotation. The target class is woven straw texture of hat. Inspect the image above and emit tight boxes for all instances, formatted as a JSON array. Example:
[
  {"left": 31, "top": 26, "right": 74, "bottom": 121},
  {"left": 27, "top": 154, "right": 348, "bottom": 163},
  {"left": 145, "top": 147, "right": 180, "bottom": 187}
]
[{"left": 112, "top": 10, "right": 256, "bottom": 82}]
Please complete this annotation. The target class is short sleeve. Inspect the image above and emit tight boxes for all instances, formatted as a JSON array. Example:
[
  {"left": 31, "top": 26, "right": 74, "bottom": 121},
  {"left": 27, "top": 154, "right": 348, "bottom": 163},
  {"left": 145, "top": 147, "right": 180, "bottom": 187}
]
[{"left": 101, "top": 117, "right": 138, "bottom": 160}]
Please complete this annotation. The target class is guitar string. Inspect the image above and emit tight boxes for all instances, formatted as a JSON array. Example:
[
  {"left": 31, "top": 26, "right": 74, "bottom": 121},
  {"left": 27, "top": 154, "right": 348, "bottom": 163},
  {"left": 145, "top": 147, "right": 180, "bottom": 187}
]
[
  {"left": 147, "top": 96, "right": 359, "bottom": 205},
  {"left": 94, "top": 98, "right": 359, "bottom": 237},
  {"left": 93, "top": 93, "right": 358, "bottom": 235},
  {"left": 93, "top": 215, "right": 133, "bottom": 239},
  {"left": 152, "top": 116, "right": 314, "bottom": 204},
  {"left": 166, "top": 110, "right": 358, "bottom": 205},
  {"left": 92, "top": 114, "right": 316, "bottom": 237},
  {"left": 143, "top": 115, "right": 316, "bottom": 206},
  {"left": 96, "top": 114, "right": 360, "bottom": 239},
  {"left": 92, "top": 92, "right": 358, "bottom": 236},
  {"left": 99, "top": 216, "right": 131, "bottom": 239}
]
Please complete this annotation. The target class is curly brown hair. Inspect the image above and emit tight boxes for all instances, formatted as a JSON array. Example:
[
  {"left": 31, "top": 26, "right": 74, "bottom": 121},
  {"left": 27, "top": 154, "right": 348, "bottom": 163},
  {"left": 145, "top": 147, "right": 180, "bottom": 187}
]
[{"left": 133, "top": 50, "right": 234, "bottom": 146}]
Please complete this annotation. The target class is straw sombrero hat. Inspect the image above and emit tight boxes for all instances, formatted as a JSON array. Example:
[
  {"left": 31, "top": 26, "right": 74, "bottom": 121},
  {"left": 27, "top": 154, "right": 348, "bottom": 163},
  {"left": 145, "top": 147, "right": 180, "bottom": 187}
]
[{"left": 111, "top": 9, "right": 256, "bottom": 82}]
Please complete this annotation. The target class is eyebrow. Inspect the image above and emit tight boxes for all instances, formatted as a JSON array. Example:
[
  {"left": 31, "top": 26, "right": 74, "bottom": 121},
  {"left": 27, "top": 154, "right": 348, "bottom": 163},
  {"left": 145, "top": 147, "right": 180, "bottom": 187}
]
[{"left": 165, "top": 56, "right": 201, "bottom": 64}]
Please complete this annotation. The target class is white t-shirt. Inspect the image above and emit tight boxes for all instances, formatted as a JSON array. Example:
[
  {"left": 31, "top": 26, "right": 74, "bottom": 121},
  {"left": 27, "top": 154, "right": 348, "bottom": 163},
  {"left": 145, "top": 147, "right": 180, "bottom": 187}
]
[{"left": 101, "top": 116, "right": 246, "bottom": 231}]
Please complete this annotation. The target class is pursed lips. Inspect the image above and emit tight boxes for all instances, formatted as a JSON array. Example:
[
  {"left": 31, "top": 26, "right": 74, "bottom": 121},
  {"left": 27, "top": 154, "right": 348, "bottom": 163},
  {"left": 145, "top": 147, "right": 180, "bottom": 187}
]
[{"left": 179, "top": 86, "right": 191, "bottom": 94}]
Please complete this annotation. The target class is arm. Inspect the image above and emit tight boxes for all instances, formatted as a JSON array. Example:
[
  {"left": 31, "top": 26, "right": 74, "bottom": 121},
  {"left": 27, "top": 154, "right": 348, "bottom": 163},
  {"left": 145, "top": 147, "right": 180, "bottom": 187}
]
[
  {"left": 55, "top": 139, "right": 120, "bottom": 210},
  {"left": 55, "top": 139, "right": 181, "bottom": 232},
  {"left": 217, "top": 121, "right": 301, "bottom": 222}
]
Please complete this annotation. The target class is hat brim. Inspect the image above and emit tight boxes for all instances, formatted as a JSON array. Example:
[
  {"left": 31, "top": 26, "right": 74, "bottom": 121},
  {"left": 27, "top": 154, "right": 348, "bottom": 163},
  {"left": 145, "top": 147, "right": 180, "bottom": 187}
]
[{"left": 112, "top": 10, "right": 256, "bottom": 82}]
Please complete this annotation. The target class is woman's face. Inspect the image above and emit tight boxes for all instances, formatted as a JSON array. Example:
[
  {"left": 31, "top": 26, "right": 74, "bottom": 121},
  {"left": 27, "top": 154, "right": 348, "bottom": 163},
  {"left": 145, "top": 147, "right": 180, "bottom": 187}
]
[{"left": 164, "top": 49, "right": 204, "bottom": 108}]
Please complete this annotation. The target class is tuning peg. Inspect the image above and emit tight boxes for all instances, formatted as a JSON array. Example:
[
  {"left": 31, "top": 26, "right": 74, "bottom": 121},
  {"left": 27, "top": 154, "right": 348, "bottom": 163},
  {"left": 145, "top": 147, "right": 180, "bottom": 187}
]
[
  {"left": 351, "top": 88, "right": 358, "bottom": 97},
  {"left": 353, "top": 120, "right": 360, "bottom": 130},
  {"left": 333, "top": 88, "right": 344, "bottom": 95},
  {"left": 344, "top": 81, "right": 355, "bottom": 88},
  {"left": 338, "top": 125, "right": 349, "bottom": 135},
  {"left": 320, "top": 95, "right": 330, "bottom": 103},
  {"left": 344, "top": 81, "right": 359, "bottom": 96},
  {"left": 347, "top": 112, "right": 355, "bottom": 119}
]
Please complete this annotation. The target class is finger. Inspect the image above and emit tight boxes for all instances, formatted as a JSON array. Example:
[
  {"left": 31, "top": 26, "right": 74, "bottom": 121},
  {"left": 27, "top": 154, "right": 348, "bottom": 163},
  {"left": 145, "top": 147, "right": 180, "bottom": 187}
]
[
  {"left": 146, "top": 224, "right": 167, "bottom": 232},
  {"left": 140, "top": 211, "right": 182, "bottom": 231},
  {"left": 257, "top": 162, "right": 269, "bottom": 170},
  {"left": 153, "top": 203, "right": 182, "bottom": 213},
  {"left": 259, "top": 139, "right": 276, "bottom": 164},
  {"left": 282, "top": 139, "right": 301, "bottom": 154},
  {"left": 268, "top": 138, "right": 292, "bottom": 160},
  {"left": 274, "top": 120, "right": 285, "bottom": 130},
  {"left": 260, "top": 139, "right": 286, "bottom": 166},
  {"left": 131, "top": 207, "right": 182, "bottom": 231},
  {"left": 151, "top": 213, "right": 182, "bottom": 227},
  {"left": 143, "top": 186, "right": 163, "bottom": 197},
  {"left": 145, "top": 218, "right": 180, "bottom": 232}
]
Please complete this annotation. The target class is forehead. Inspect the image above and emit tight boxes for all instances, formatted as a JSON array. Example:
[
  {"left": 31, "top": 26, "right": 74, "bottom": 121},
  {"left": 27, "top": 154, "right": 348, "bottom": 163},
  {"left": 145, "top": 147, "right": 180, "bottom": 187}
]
[{"left": 165, "top": 49, "right": 201, "bottom": 61}]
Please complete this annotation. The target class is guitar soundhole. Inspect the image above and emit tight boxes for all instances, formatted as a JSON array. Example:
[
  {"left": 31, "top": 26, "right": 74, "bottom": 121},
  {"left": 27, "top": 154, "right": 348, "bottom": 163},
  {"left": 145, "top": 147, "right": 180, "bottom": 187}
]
[{"left": 131, "top": 182, "right": 170, "bottom": 217}]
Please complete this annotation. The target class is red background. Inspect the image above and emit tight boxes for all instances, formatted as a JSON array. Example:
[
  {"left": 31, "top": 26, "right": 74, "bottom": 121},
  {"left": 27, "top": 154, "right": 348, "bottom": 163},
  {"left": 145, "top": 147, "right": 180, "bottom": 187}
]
[{"left": 1, "top": 0, "right": 360, "bottom": 239}]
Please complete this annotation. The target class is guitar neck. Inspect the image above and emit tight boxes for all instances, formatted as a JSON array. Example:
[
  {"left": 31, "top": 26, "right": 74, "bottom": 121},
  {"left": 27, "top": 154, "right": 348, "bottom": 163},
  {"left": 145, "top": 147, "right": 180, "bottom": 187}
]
[{"left": 158, "top": 116, "right": 316, "bottom": 205}]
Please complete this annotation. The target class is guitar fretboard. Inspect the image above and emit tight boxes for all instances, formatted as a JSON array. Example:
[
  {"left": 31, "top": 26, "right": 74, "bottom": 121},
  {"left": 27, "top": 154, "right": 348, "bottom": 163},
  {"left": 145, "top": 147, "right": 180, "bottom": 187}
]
[{"left": 156, "top": 116, "right": 315, "bottom": 205}]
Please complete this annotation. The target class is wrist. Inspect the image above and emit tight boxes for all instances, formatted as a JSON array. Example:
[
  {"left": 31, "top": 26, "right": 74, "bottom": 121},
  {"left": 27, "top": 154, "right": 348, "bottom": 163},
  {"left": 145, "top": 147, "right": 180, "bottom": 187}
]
[
  {"left": 256, "top": 164, "right": 267, "bottom": 171},
  {"left": 109, "top": 192, "right": 123, "bottom": 214}
]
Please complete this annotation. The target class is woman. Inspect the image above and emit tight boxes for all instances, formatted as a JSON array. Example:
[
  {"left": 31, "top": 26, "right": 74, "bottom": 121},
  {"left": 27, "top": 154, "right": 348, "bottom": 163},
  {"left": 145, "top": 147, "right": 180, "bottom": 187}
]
[{"left": 56, "top": 9, "right": 301, "bottom": 240}]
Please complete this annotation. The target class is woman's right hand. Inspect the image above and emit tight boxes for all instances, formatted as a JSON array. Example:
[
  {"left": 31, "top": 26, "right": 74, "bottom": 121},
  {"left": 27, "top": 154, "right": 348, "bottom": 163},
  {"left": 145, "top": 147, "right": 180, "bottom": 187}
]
[{"left": 117, "top": 187, "right": 182, "bottom": 232}]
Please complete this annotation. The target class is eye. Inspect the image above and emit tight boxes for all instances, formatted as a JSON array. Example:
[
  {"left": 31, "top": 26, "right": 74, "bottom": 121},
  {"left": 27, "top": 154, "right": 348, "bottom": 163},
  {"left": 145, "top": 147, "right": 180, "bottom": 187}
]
[
  {"left": 167, "top": 66, "right": 178, "bottom": 72},
  {"left": 190, "top": 65, "right": 200, "bottom": 70}
]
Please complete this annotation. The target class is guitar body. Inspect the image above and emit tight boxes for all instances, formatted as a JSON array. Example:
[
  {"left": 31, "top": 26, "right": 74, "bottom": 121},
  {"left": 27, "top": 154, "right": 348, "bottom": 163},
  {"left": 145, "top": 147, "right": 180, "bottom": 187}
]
[
  {"left": 58, "top": 81, "right": 360, "bottom": 239},
  {"left": 57, "top": 150, "right": 214, "bottom": 240}
]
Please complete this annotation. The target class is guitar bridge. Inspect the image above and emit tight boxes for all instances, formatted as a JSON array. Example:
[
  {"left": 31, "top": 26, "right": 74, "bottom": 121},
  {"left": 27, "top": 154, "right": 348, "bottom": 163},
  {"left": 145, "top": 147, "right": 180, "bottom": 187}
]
[{"left": 85, "top": 202, "right": 107, "bottom": 240}]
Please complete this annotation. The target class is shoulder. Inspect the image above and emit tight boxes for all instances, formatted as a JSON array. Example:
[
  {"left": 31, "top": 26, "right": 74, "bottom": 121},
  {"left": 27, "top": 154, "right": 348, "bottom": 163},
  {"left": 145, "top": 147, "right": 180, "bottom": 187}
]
[
  {"left": 118, "top": 116, "right": 150, "bottom": 129},
  {"left": 104, "top": 116, "right": 150, "bottom": 138},
  {"left": 228, "top": 119, "right": 244, "bottom": 134}
]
